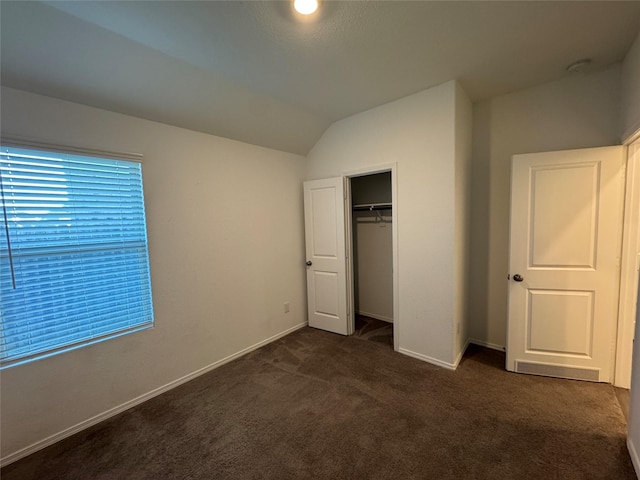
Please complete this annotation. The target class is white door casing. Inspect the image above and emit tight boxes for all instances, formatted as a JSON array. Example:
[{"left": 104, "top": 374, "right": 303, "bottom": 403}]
[
  {"left": 615, "top": 138, "right": 640, "bottom": 388},
  {"left": 303, "top": 178, "right": 348, "bottom": 335},
  {"left": 507, "top": 146, "right": 625, "bottom": 382}
]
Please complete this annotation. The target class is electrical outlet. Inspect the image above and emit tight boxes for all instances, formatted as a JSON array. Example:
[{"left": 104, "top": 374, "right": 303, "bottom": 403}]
[{"left": 284, "top": 302, "right": 290, "bottom": 313}]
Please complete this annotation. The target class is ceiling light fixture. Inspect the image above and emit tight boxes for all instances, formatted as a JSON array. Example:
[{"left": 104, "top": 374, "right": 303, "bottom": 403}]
[{"left": 293, "top": 0, "right": 319, "bottom": 15}]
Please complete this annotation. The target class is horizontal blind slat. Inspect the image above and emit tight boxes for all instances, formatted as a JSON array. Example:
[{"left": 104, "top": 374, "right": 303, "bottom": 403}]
[
  {"left": 1, "top": 324, "right": 152, "bottom": 363},
  {"left": 2, "top": 308, "right": 152, "bottom": 343}
]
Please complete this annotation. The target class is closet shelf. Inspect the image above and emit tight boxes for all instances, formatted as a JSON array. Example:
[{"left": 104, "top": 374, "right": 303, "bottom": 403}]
[{"left": 352, "top": 203, "right": 392, "bottom": 211}]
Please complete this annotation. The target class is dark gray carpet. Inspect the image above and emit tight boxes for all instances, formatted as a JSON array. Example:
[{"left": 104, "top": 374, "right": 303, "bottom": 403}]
[
  {"left": 2, "top": 327, "right": 635, "bottom": 479},
  {"left": 353, "top": 314, "right": 393, "bottom": 348}
]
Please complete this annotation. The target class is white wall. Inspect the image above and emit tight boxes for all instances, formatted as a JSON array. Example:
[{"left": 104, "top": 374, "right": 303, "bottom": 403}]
[
  {"left": 353, "top": 210, "right": 393, "bottom": 321},
  {"left": 306, "top": 80, "right": 471, "bottom": 367},
  {"left": 624, "top": 31, "right": 640, "bottom": 475},
  {"left": 627, "top": 270, "right": 640, "bottom": 476},
  {"left": 453, "top": 82, "right": 472, "bottom": 363},
  {"left": 622, "top": 31, "right": 640, "bottom": 141},
  {"left": 468, "top": 65, "right": 621, "bottom": 349},
  {"left": 0, "top": 87, "right": 307, "bottom": 461}
]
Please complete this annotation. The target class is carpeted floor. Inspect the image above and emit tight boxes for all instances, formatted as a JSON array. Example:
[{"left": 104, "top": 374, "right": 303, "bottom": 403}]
[
  {"left": 2, "top": 327, "right": 635, "bottom": 480},
  {"left": 352, "top": 314, "right": 393, "bottom": 348}
]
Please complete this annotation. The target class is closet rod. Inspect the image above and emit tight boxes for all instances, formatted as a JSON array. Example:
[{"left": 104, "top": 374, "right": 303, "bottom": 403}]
[{"left": 352, "top": 203, "right": 392, "bottom": 211}]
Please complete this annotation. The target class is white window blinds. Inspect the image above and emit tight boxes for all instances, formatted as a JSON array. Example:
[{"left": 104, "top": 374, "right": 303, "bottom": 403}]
[{"left": 0, "top": 145, "right": 154, "bottom": 367}]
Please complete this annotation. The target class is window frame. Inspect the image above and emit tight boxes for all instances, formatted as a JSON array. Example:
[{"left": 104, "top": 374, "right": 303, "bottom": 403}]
[{"left": 0, "top": 138, "right": 154, "bottom": 368}]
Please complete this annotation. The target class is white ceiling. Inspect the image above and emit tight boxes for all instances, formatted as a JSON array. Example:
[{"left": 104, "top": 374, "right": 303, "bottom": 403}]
[{"left": 2, "top": 1, "right": 640, "bottom": 154}]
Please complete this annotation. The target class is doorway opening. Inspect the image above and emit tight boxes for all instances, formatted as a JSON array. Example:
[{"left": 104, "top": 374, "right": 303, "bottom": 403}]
[{"left": 346, "top": 170, "right": 395, "bottom": 350}]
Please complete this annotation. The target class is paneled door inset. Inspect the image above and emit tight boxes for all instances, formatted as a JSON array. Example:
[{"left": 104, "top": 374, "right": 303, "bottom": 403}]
[
  {"left": 303, "top": 178, "right": 348, "bottom": 335},
  {"left": 507, "top": 146, "right": 625, "bottom": 382}
]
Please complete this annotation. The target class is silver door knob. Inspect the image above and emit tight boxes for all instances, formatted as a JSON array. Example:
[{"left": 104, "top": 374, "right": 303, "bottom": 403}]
[
  {"left": 306, "top": 261, "right": 312, "bottom": 266},
  {"left": 513, "top": 274, "right": 523, "bottom": 282}
]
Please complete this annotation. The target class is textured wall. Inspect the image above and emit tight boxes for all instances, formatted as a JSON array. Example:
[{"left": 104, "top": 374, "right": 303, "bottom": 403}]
[
  {"left": 306, "top": 81, "right": 467, "bottom": 367},
  {"left": 0, "top": 87, "right": 307, "bottom": 460},
  {"left": 468, "top": 66, "right": 621, "bottom": 348},
  {"left": 621, "top": 31, "right": 640, "bottom": 140}
]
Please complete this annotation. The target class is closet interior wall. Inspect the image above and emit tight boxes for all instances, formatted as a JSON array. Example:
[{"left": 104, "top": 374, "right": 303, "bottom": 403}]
[{"left": 351, "top": 172, "right": 393, "bottom": 323}]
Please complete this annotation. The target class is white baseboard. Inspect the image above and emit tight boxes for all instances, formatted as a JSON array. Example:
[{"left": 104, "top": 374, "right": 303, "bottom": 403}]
[
  {"left": 627, "top": 437, "right": 640, "bottom": 479},
  {"left": 399, "top": 338, "right": 470, "bottom": 371},
  {"left": 453, "top": 338, "right": 471, "bottom": 369},
  {"left": 398, "top": 348, "right": 457, "bottom": 370},
  {"left": 0, "top": 321, "right": 308, "bottom": 467},
  {"left": 469, "top": 338, "right": 506, "bottom": 352},
  {"left": 357, "top": 311, "right": 393, "bottom": 323}
]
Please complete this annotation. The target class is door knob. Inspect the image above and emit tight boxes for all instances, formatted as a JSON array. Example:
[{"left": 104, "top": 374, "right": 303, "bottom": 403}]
[
  {"left": 513, "top": 274, "right": 524, "bottom": 282},
  {"left": 306, "top": 261, "right": 312, "bottom": 266}
]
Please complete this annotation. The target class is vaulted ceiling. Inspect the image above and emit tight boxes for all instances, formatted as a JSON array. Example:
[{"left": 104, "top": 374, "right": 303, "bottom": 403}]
[{"left": 2, "top": 1, "right": 639, "bottom": 154}]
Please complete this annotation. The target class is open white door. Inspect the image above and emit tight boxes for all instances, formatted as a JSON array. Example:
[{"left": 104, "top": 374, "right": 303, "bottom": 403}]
[
  {"left": 507, "top": 146, "right": 625, "bottom": 382},
  {"left": 303, "top": 178, "right": 348, "bottom": 335}
]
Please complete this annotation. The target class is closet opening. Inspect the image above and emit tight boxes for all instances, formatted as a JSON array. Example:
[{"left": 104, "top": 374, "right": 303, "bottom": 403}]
[{"left": 347, "top": 170, "right": 395, "bottom": 350}]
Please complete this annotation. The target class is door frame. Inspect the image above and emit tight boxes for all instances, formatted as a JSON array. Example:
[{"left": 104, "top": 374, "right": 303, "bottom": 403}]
[
  {"left": 615, "top": 129, "right": 640, "bottom": 387},
  {"left": 344, "top": 163, "right": 399, "bottom": 352}
]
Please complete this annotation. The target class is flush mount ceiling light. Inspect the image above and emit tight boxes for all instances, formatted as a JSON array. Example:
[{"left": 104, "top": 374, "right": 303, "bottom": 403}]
[{"left": 293, "top": 0, "right": 319, "bottom": 15}]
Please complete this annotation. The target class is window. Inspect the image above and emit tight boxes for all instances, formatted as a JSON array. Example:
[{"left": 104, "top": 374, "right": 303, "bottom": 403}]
[{"left": 0, "top": 143, "right": 154, "bottom": 367}]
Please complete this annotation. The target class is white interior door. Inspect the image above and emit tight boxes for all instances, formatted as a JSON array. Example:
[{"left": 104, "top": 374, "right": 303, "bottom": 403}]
[
  {"left": 303, "top": 178, "right": 348, "bottom": 335},
  {"left": 507, "top": 146, "right": 625, "bottom": 382}
]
